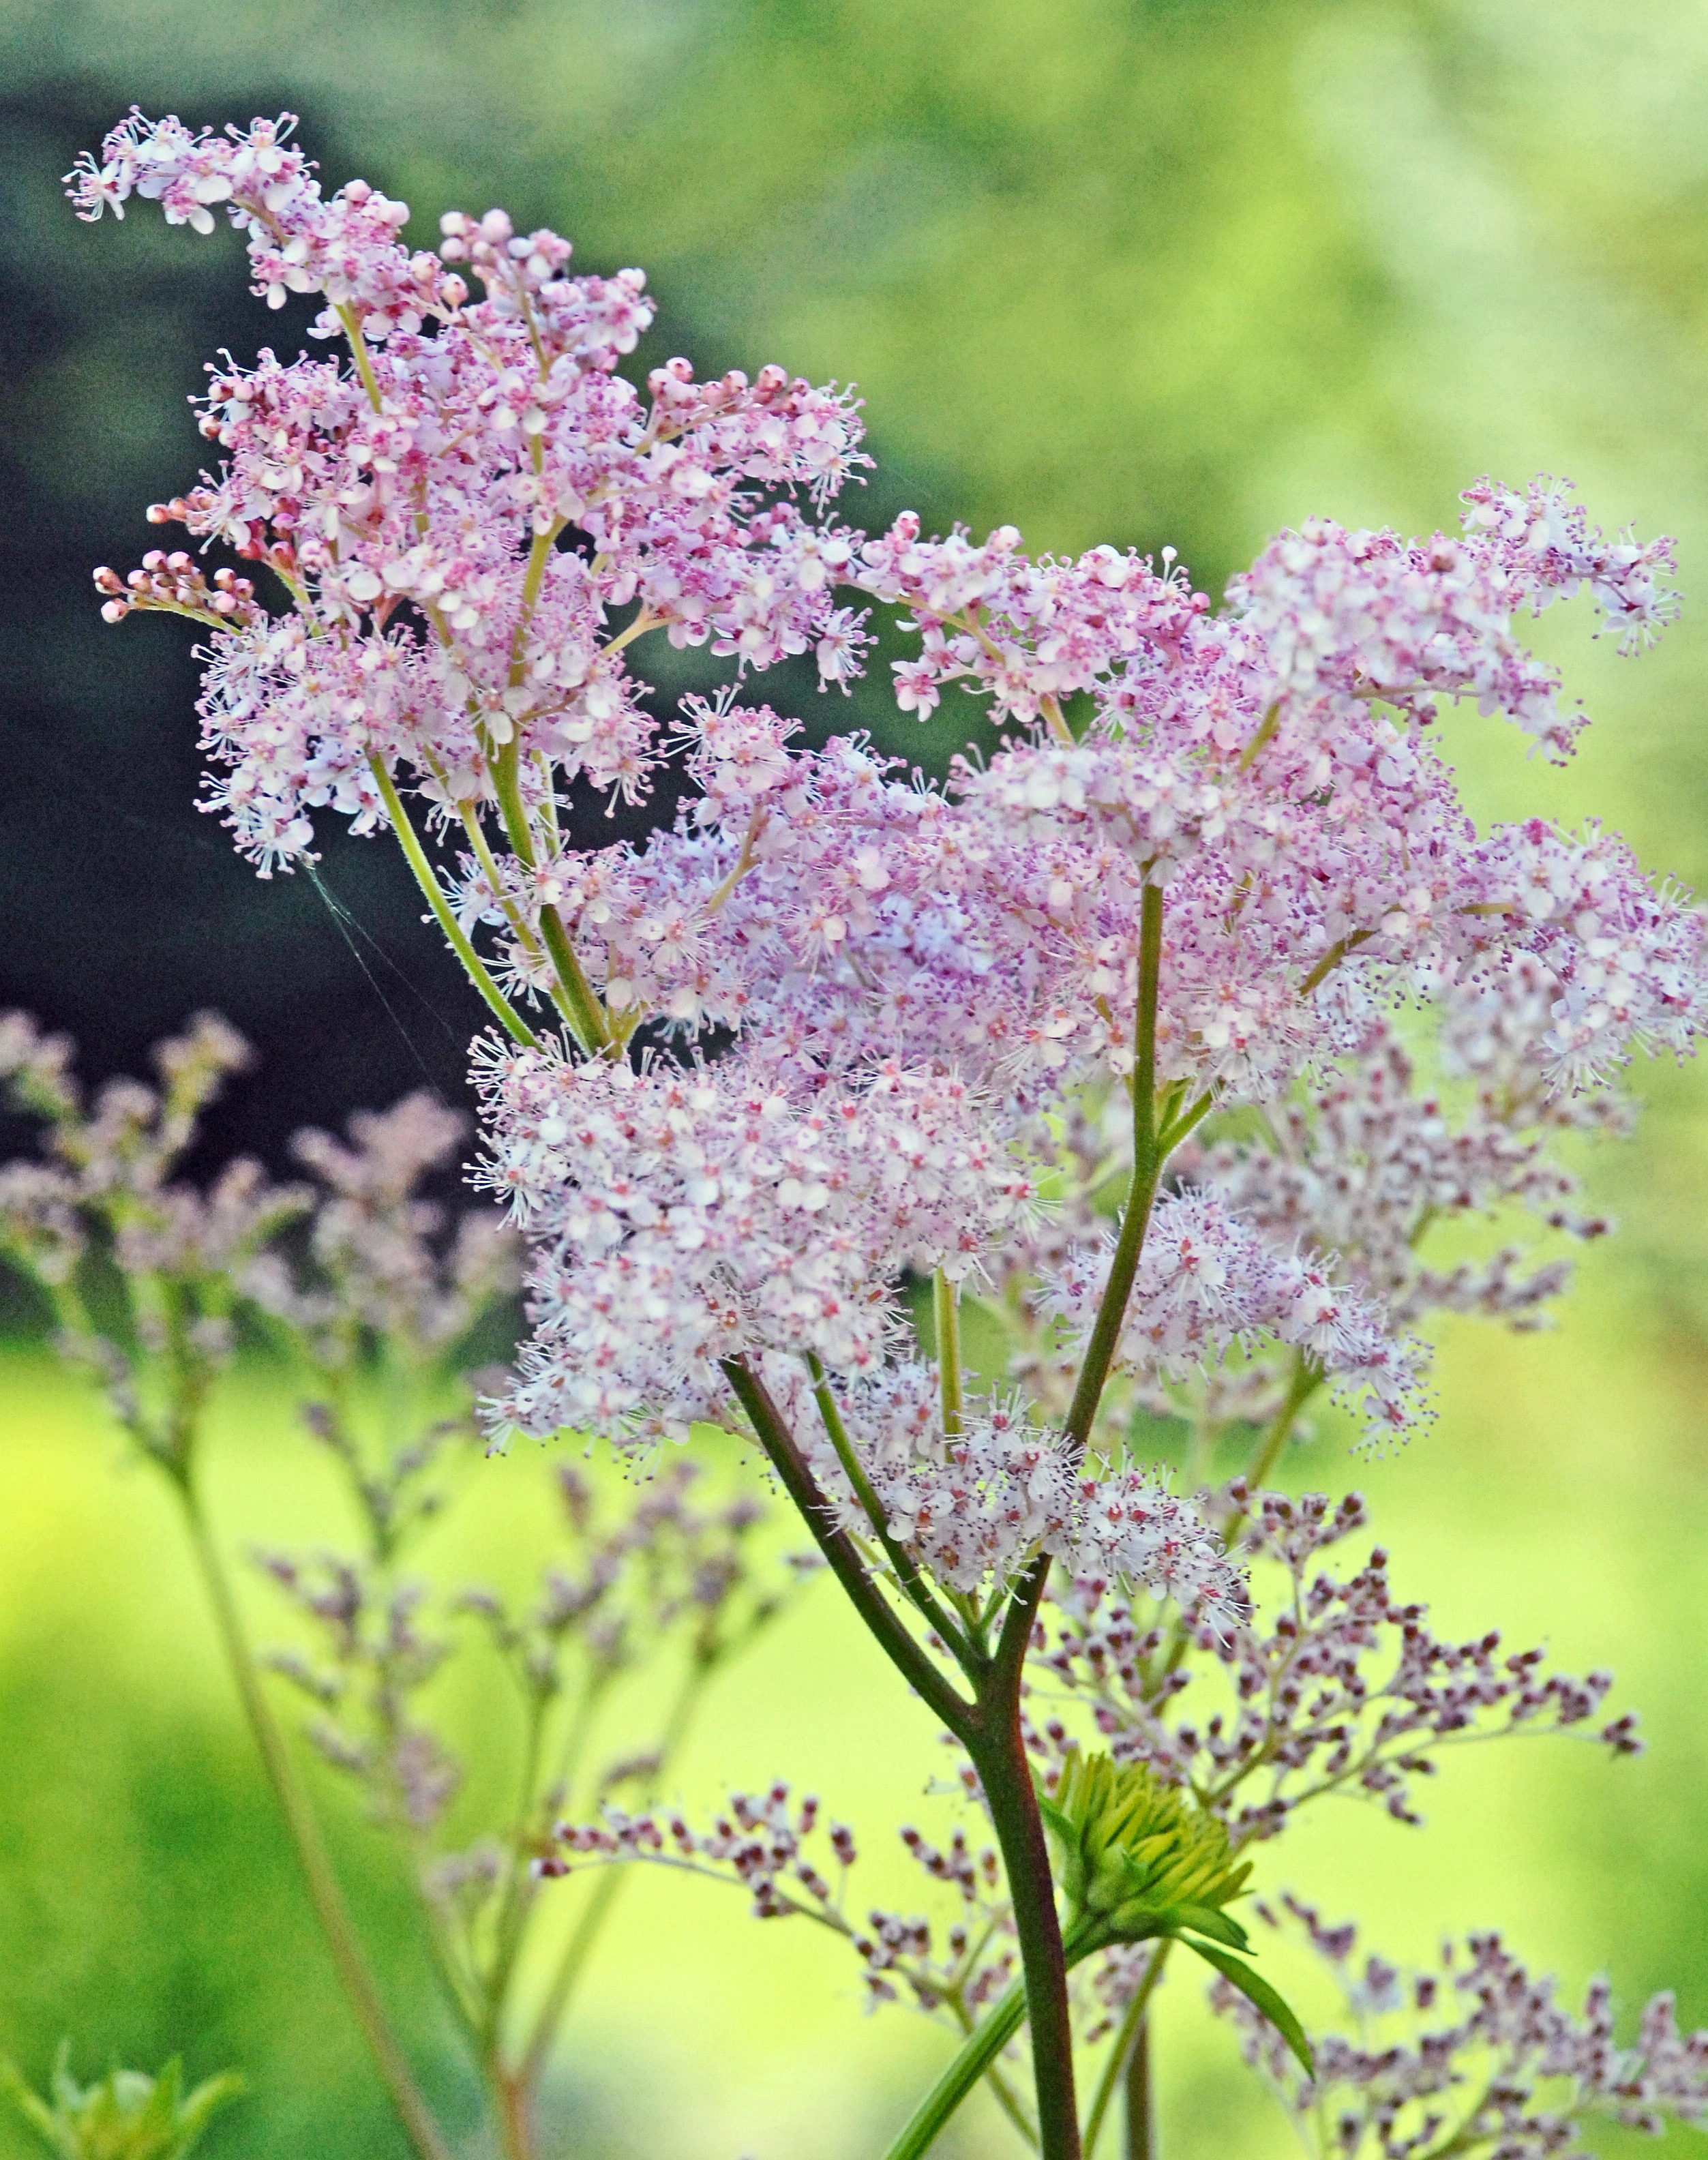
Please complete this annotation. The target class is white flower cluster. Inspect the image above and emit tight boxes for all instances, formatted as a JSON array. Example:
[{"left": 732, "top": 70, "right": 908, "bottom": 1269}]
[
  {"left": 761, "top": 1356, "right": 1244, "bottom": 1621},
  {"left": 476, "top": 1049, "right": 1039, "bottom": 1445}
]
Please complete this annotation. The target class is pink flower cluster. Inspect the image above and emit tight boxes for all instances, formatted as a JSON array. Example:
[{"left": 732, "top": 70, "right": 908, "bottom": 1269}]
[
  {"left": 74, "top": 112, "right": 867, "bottom": 873},
  {"left": 1042, "top": 1191, "right": 1430, "bottom": 1450},
  {"left": 758, "top": 1355, "right": 1243, "bottom": 1615},
  {"left": 75, "top": 112, "right": 1708, "bottom": 1623},
  {"left": 475, "top": 1047, "right": 1038, "bottom": 1446},
  {"left": 1042, "top": 1490, "right": 1639, "bottom": 1845},
  {"left": 548, "top": 1779, "right": 1018, "bottom": 2018},
  {"left": 1214, "top": 1899, "right": 1708, "bottom": 2158}
]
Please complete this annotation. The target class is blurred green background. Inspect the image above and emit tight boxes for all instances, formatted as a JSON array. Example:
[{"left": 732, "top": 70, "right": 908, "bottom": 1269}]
[{"left": 3, "top": 1, "right": 1708, "bottom": 2155}]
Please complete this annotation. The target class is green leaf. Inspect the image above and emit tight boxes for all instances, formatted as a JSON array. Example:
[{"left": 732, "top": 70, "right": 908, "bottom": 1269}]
[
  {"left": 0, "top": 2060, "right": 76, "bottom": 2160},
  {"left": 1165, "top": 1903, "right": 1250, "bottom": 1951},
  {"left": 166, "top": 2073, "right": 246, "bottom": 2159},
  {"left": 1180, "top": 1936, "right": 1315, "bottom": 2077}
]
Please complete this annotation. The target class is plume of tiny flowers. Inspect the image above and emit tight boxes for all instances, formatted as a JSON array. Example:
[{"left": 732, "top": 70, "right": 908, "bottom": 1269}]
[
  {"left": 71, "top": 111, "right": 1708, "bottom": 1705},
  {"left": 1210, "top": 1898, "right": 1708, "bottom": 2160},
  {"left": 473, "top": 1045, "right": 1039, "bottom": 1448},
  {"left": 1185, "top": 1007, "right": 1618, "bottom": 1338},
  {"left": 72, "top": 112, "right": 868, "bottom": 875},
  {"left": 1040, "top": 1189, "right": 1430, "bottom": 1452},
  {"left": 755, "top": 1354, "right": 1244, "bottom": 1621}
]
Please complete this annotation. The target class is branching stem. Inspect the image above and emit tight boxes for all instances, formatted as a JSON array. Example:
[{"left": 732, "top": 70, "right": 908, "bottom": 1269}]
[{"left": 366, "top": 756, "right": 537, "bottom": 1047}]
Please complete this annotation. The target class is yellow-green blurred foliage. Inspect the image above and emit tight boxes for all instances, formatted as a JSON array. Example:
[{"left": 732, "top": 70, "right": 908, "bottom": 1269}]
[{"left": 3, "top": 2, "right": 1708, "bottom": 2155}]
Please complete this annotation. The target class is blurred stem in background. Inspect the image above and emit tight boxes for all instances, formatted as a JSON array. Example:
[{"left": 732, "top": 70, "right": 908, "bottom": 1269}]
[{"left": 0, "top": 1016, "right": 798, "bottom": 2160}]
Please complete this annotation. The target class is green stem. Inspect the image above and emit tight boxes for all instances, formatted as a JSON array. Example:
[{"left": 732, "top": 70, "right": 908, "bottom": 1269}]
[
  {"left": 933, "top": 1270, "right": 964, "bottom": 1438},
  {"left": 485, "top": 741, "right": 610, "bottom": 1055},
  {"left": 1062, "top": 884, "right": 1165, "bottom": 1458},
  {"left": 1124, "top": 2011, "right": 1156, "bottom": 2160},
  {"left": 880, "top": 1976, "right": 1031, "bottom": 2160},
  {"left": 720, "top": 1358, "right": 977, "bottom": 1739},
  {"left": 805, "top": 1355, "right": 979, "bottom": 1670},
  {"left": 1242, "top": 1353, "right": 1324, "bottom": 1499},
  {"left": 367, "top": 756, "right": 537, "bottom": 1047},
  {"left": 482, "top": 1684, "right": 552, "bottom": 2045},
  {"left": 515, "top": 1654, "right": 709, "bottom": 2089},
  {"left": 175, "top": 1478, "right": 456, "bottom": 2160},
  {"left": 336, "top": 304, "right": 384, "bottom": 413},
  {"left": 1083, "top": 1944, "right": 1169, "bottom": 2159}
]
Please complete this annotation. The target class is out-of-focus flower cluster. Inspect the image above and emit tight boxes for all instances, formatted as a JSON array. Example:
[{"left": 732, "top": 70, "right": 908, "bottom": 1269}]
[
  {"left": 1035, "top": 1488, "right": 1640, "bottom": 1844},
  {"left": 262, "top": 1454, "right": 791, "bottom": 1860},
  {"left": 1213, "top": 1898, "right": 1708, "bottom": 2160},
  {"left": 0, "top": 1010, "right": 305, "bottom": 1454},
  {"left": 0, "top": 1011, "right": 519, "bottom": 1465}
]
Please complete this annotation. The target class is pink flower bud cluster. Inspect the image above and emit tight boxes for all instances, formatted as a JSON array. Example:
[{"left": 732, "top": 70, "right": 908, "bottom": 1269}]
[
  {"left": 549, "top": 1780, "right": 1017, "bottom": 2017},
  {"left": 474, "top": 1048, "right": 1038, "bottom": 1446},
  {"left": 93, "top": 553, "right": 258, "bottom": 627},
  {"left": 1042, "top": 1490, "right": 1640, "bottom": 1846},
  {"left": 1214, "top": 1898, "right": 1708, "bottom": 2158},
  {"left": 1042, "top": 1192, "right": 1430, "bottom": 1451},
  {"left": 758, "top": 1355, "right": 1244, "bottom": 1616}
]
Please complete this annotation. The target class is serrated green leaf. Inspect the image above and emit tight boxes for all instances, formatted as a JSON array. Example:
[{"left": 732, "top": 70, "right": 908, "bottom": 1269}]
[{"left": 1181, "top": 1936, "right": 1315, "bottom": 2077}]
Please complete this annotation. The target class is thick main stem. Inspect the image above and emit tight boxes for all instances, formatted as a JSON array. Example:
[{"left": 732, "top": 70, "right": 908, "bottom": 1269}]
[
  {"left": 971, "top": 1720, "right": 1083, "bottom": 2160},
  {"left": 175, "top": 1478, "right": 456, "bottom": 2160}
]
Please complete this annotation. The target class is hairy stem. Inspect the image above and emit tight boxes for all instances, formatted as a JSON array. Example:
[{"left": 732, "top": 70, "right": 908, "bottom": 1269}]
[{"left": 175, "top": 1476, "right": 455, "bottom": 2160}]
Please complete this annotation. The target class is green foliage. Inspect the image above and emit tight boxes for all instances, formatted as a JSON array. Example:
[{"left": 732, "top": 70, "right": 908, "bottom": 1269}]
[
  {"left": 1040, "top": 1751, "right": 1251, "bottom": 1947},
  {"left": 1, "top": 2046, "right": 243, "bottom": 2160},
  {"left": 1041, "top": 1752, "right": 1315, "bottom": 2075}
]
